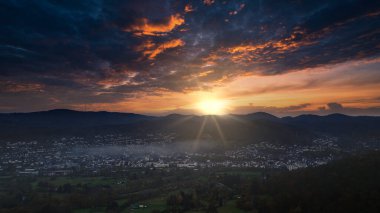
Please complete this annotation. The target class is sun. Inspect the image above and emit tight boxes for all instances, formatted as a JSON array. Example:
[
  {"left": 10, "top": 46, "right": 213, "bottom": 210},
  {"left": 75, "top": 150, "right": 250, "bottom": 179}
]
[{"left": 197, "top": 99, "right": 228, "bottom": 115}]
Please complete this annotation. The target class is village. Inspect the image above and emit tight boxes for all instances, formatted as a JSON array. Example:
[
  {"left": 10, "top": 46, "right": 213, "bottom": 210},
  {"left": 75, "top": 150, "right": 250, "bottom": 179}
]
[{"left": 0, "top": 133, "right": 378, "bottom": 176}]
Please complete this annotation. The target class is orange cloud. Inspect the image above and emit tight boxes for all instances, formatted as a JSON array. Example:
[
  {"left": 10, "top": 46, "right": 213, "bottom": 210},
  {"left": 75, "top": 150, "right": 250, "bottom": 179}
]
[
  {"left": 136, "top": 39, "right": 185, "bottom": 59},
  {"left": 97, "top": 70, "right": 139, "bottom": 88},
  {"left": 203, "top": 0, "right": 215, "bottom": 6},
  {"left": 0, "top": 81, "right": 44, "bottom": 93},
  {"left": 197, "top": 70, "right": 214, "bottom": 77},
  {"left": 184, "top": 4, "right": 195, "bottom": 13},
  {"left": 208, "top": 31, "right": 317, "bottom": 65},
  {"left": 134, "top": 40, "right": 156, "bottom": 52},
  {"left": 125, "top": 14, "right": 185, "bottom": 36},
  {"left": 228, "top": 32, "right": 313, "bottom": 54}
]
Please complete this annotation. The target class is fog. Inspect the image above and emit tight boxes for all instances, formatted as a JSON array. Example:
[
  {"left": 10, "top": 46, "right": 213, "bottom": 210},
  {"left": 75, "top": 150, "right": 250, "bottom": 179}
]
[{"left": 71, "top": 140, "right": 220, "bottom": 157}]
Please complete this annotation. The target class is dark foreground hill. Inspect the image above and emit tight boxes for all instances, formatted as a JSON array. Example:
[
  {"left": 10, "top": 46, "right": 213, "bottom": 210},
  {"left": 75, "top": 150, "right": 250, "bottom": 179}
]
[
  {"left": 238, "top": 151, "right": 380, "bottom": 212},
  {"left": 0, "top": 150, "right": 379, "bottom": 213},
  {"left": 1, "top": 109, "right": 380, "bottom": 145}
]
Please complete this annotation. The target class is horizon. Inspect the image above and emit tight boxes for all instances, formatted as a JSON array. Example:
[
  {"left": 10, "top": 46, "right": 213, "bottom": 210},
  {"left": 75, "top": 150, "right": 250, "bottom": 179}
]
[
  {"left": 2, "top": 108, "right": 379, "bottom": 118},
  {"left": 1, "top": 0, "right": 380, "bottom": 115}
]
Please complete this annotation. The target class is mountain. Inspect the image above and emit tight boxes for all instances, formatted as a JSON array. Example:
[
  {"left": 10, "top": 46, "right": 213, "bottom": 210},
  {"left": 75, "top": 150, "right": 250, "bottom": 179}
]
[
  {"left": 238, "top": 112, "right": 280, "bottom": 121},
  {"left": 0, "top": 109, "right": 380, "bottom": 145},
  {"left": 282, "top": 113, "right": 380, "bottom": 139},
  {"left": 0, "top": 109, "right": 154, "bottom": 140},
  {"left": 0, "top": 109, "right": 153, "bottom": 128},
  {"left": 129, "top": 114, "right": 313, "bottom": 145}
]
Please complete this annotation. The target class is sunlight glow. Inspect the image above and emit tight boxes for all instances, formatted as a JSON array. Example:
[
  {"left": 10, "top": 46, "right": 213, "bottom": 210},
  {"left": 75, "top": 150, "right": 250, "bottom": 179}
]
[{"left": 197, "top": 99, "right": 228, "bottom": 115}]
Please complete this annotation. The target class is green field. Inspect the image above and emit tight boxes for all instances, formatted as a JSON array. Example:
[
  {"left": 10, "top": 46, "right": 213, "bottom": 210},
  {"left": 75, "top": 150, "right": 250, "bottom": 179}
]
[
  {"left": 0, "top": 168, "right": 262, "bottom": 213},
  {"left": 35, "top": 176, "right": 119, "bottom": 186},
  {"left": 218, "top": 200, "right": 249, "bottom": 213},
  {"left": 216, "top": 170, "right": 261, "bottom": 178},
  {"left": 73, "top": 207, "right": 106, "bottom": 213},
  {"left": 123, "top": 197, "right": 166, "bottom": 213}
]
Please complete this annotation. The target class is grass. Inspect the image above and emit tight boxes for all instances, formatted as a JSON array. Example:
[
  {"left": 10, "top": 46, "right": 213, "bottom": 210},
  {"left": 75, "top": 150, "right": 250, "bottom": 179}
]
[
  {"left": 28, "top": 176, "right": 127, "bottom": 191},
  {"left": 184, "top": 199, "right": 248, "bottom": 213},
  {"left": 122, "top": 197, "right": 166, "bottom": 213},
  {"left": 73, "top": 207, "right": 106, "bottom": 213},
  {"left": 0, "top": 176, "right": 12, "bottom": 190},
  {"left": 30, "top": 176, "right": 124, "bottom": 188},
  {"left": 218, "top": 200, "right": 248, "bottom": 213},
  {"left": 116, "top": 198, "right": 128, "bottom": 206},
  {"left": 1, "top": 169, "right": 262, "bottom": 213},
  {"left": 216, "top": 170, "right": 261, "bottom": 178}
]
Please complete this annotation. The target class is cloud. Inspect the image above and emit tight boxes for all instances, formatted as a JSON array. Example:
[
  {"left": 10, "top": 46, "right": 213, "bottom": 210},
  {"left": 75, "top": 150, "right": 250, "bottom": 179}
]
[
  {"left": 124, "top": 13, "right": 185, "bottom": 36},
  {"left": 230, "top": 102, "right": 380, "bottom": 117},
  {"left": 326, "top": 102, "right": 344, "bottom": 111},
  {"left": 0, "top": 80, "right": 44, "bottom": 93},
  {"left": 284, "top": 103, "right": 311, "bottom": 111},
  {"left": 185, "top": 4, "right": 195, "bottom": 13},
  {"left": 211, "top": 30, "right": 317, "bottom": 70},
  {"left": 229, "top": 3, "right": 245, "bottom": 16},
  {"left": 231, "top": 103, "right": 312, "bottom": 116},
  {"left": 136, "top": 39, "right": 185, "bottom": 59},
  {"left": 203, "top": 0, "right": 215, "bottom": 6},
  {"left": 96, "top": 70, "right": 140, "bottom": 88},
  {"left": 196, "top": 0, "right": 380, "bottom": 76},
  {"left": 0, "top": 0, "right": 379, "bottom": 112},
  {"left": 317, "top": 102, "right": 380, "bottom": 116}
]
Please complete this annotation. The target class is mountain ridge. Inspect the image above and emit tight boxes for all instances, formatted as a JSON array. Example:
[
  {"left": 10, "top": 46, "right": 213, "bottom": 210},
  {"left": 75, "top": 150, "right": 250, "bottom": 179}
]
[
  {"left": 1, "top": 109, "right": 380, "bottom": 144},
  {"left": 2, "top": 108, "right": 379, "bottom": 118}
]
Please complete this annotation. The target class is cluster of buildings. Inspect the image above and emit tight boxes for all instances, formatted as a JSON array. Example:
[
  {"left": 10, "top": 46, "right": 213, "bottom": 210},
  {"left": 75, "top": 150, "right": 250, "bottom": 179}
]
[{"left": 0, "top": 134, "right": 379, "bottom": 176}]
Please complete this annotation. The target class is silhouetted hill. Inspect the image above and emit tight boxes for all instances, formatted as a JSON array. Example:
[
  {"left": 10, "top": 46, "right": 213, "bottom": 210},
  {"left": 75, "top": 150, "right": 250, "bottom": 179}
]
[
  {"left": 0, "top": 109, "right": 153, "bottom": 128},
  {"left": 128, "top": 114, "right": 313, "bottom": 145},
  {"left": 1, "top": 110, "right": 380, "bottom": 144},
  {"left": 282, "top": 113, "right": 380, "bottom": 139},
  {"left": 243, "top": 112, "right": 280, "bottom": 121},
  {"left": 240, "top": 151, "right": 380, "bottom": 212}
]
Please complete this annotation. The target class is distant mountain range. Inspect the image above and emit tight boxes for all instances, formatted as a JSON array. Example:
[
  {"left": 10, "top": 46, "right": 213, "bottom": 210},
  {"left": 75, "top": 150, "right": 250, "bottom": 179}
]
[{"left": 1, "top": 109, "right": 380, "bottom": 144}]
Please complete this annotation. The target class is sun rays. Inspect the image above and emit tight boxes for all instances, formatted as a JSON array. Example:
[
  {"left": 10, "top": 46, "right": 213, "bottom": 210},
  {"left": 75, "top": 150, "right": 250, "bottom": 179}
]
[{"left": 192, "top": 115, "right": 228, "bottom": 151}]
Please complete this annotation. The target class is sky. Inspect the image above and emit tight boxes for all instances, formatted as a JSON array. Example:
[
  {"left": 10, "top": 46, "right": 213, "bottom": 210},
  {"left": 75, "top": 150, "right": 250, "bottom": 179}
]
[{"left": 0, "top": 0, "right": 380, "bottom": 116}]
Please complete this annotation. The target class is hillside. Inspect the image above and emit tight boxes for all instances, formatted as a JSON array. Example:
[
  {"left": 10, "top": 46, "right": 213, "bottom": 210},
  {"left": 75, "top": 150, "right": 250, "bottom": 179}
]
[{"left": 0, "top": 110, "right": 380, "bottom": 145}]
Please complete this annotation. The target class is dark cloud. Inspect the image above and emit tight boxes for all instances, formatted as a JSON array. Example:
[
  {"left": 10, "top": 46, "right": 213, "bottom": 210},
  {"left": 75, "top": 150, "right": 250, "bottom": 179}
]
[
  {"left": 231, "top": 103, "right": 312, "bottom": 117},
  {"left": 317, "top": 102, "right": 380, "bottom": 116},
  {"left": 231, "top": 102, "right": 380, "bottom": 117},
  {"left": 326, "top": 102, "right": 344, "bottom": 111},
  {"left": 0, "top": 0, "right": 379, "bottom": 111},
  {"left": 284, "top": 103, "right": 311, "bottom": 111}
]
